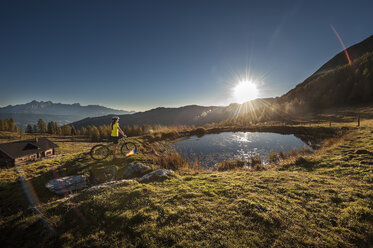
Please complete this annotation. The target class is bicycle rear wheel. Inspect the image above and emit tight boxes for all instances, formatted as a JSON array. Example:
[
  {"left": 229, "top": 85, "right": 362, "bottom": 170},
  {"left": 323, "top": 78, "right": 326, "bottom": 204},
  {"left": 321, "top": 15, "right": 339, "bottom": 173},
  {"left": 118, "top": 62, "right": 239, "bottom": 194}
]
[
  {"left": 90, "top": 144, "right": 110, "bottom": 160},
  {"left": 121, "top": 142, "right": 137, "bottom": 157}
]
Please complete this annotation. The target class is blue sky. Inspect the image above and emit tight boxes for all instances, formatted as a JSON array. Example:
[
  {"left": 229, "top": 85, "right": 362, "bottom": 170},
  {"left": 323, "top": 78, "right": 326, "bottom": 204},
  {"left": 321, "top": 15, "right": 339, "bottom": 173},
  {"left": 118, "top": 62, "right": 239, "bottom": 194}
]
[{"left": 0, "top": 0, "right": 372, "bottom": 111}]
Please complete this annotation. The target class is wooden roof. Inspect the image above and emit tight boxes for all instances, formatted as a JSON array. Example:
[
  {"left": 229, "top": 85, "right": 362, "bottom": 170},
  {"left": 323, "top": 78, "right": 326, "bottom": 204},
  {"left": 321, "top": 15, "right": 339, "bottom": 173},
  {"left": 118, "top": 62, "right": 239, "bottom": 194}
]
[{"left": 0, "top": 138, "right": 58, "bottom": 159}]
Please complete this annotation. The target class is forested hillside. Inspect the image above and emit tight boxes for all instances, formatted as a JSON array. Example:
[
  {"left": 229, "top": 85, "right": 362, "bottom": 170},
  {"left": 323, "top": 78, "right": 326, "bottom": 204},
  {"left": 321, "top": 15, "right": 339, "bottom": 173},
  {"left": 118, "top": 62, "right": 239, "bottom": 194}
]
[{"left": 275, "top": 51, "right": 373, "bottom": 113}]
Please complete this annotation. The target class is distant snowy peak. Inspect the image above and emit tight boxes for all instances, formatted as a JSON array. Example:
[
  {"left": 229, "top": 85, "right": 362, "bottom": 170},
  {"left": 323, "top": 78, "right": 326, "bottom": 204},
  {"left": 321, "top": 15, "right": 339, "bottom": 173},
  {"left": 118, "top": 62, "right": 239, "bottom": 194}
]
[{"left": 0, "top": 100, "right": 135, "bottom": 117}]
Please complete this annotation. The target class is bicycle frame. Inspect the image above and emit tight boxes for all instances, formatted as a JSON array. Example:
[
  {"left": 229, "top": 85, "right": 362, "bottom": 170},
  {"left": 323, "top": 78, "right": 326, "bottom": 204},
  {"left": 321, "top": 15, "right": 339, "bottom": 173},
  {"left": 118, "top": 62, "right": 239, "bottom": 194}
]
[{"left": 90, "top": 137, "right": 137, "bottom": 160}]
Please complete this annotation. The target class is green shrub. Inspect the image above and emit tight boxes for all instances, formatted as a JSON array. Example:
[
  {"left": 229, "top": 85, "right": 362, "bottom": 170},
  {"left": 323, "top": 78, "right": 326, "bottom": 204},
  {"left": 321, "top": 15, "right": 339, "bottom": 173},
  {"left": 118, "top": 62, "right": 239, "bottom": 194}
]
[
  {"left": 295, "top": 156, "right": 307, "bottom": 165},
  {"left": 192, "top": 127, "right": 206, "bottom": 137},
  {"left": 160, "top": 131, "right": 179, "bottom": 140}
]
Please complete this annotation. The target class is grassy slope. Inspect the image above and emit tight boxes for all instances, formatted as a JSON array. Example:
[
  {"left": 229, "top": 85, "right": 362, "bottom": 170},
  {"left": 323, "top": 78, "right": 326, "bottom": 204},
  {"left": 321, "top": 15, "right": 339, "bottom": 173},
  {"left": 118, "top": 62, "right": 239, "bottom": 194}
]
[{"left": 0, "top": 127, "right": 372, "bottom": 248}]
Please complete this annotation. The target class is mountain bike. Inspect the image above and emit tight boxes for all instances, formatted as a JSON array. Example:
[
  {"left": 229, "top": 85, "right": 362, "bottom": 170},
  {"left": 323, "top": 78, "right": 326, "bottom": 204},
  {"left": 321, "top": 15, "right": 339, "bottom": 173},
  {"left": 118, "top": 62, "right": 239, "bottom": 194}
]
[{"left": 89, "top": 137, "right": 137, "bottom": 160}]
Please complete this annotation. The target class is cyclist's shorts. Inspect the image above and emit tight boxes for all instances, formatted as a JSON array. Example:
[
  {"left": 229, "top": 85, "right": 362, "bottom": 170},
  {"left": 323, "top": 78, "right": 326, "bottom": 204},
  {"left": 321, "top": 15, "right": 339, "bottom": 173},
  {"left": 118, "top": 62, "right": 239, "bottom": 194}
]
[{"left": 110, "top": 136, "right": 120, "bottom": 144}]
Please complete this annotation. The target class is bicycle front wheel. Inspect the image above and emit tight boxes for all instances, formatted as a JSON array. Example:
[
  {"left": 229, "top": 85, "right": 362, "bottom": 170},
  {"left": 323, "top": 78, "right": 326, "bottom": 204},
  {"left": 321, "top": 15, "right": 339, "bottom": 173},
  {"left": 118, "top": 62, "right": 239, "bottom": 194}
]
[
  {"left": 90, "top": 144, "right": 110, "bottom": 160},
  {"left": 121, "top": 142, "right": 137, "bottom": 157}
]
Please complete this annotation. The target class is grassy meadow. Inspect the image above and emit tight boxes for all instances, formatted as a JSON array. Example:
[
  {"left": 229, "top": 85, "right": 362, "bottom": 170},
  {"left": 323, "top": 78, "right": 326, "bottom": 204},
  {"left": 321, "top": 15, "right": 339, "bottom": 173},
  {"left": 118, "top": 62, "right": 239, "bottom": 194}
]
[{"left": 0, "top": 120, "right": 372, "bottom": 247}]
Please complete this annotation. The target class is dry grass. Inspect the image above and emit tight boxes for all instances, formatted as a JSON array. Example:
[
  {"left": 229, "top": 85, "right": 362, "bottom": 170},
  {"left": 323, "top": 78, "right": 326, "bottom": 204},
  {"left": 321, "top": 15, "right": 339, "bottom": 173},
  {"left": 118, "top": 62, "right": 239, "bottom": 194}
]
[
  {"left": 298, "top": 146, "right": 313, "bottom": 154},
  {"left": 287, "top": 148, "right": 298, "bottom": 157},
  {"left": 154, "top": 153, "right": 188, "bottom": 171},
  {"left": 268, "top": 152, "right": 278, "bottom": 163},
  {"left": 216, "top": 159, "right": 247, "bottom": 171},
  {"left": 267, "top": 145, "right": 313, "bottom": 166},
  {"left": 216, "top": 155, "right": 264, "bottom": 171},
  {"left": 2, "top": 126, "right": 372, "bottom": 247},
  {"left": 1, "top": 121, "right": 373, "bottom": 247},
  {"left": 154, "top": 153, "right": 202, "bottom": 173}
]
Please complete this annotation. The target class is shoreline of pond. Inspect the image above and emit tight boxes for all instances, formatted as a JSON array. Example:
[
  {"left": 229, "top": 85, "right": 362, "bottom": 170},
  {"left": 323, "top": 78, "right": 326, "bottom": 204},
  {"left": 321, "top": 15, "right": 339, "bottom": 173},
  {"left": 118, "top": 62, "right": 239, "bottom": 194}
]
[{"left": 144, "top": 125, "right": 350, "bottom": 149}]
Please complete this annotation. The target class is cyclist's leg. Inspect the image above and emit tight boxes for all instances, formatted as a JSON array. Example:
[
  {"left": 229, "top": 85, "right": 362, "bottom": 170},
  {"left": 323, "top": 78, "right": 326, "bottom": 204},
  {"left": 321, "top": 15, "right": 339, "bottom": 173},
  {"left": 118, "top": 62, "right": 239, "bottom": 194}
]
[
  {"left": 110, "top": 136, "right": 119, "bottom": 159},
  {"left": 113, "top": 144, "right": 118, "bottom": 158}
]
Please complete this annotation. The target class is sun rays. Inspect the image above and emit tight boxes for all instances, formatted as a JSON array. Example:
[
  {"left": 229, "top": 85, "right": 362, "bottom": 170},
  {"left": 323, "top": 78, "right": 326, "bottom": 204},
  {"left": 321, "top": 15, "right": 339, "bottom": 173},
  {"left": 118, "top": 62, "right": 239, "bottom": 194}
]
[{"left": 232, "top": 80, "right": 259, "bottom": 104}]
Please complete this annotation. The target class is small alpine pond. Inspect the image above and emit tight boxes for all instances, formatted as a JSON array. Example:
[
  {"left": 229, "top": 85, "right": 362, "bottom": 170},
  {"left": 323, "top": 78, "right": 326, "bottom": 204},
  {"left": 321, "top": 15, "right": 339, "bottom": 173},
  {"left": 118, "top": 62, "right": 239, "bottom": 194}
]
[{"left": 173, "top": 131, "right": 311, "bottom": 168}]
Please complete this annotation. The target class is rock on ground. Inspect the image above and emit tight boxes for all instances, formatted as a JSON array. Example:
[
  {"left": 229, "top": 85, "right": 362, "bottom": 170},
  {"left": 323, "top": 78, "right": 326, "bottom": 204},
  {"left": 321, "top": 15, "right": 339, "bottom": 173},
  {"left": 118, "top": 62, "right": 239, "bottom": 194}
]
[
  {"left": 89, "top": 166, "right": 118, "bottom": 184},
  {"left": 45, "top": 175, "right": 86, "bottom": 195},
  {"left": 139, "top": 169, "right": 175, "bottom": 183},
  {"left": 122, "top": 163, "right": 153, "bottom": 178}
]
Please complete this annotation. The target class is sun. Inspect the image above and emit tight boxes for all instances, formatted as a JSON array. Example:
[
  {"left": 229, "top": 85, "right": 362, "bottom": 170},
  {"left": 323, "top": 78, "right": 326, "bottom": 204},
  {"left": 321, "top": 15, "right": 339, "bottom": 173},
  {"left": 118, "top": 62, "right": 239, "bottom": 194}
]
[{"left": 232, "top": 80, "right": 259, "bottom": 104}]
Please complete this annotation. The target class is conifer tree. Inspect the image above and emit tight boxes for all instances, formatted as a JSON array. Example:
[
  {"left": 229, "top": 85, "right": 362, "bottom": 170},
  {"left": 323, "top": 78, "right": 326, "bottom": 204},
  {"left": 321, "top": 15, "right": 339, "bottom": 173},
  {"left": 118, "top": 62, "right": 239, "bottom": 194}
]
[
  {"left": 47, "top": 121, "right": 54, "bottom": 134},
  {"left": 88, "top": 126, "right": 101, "bottom": 141},
  {"left": 5, "top": 118, "right": 16, "bottom": 132},
  {"left": 33, "top": 124, "right": 38, "bottom": 133},
  {"left": 19, "top": 125, "right": 24, "bottom": 138},
  {"left": 79, "top": 127, "right": 86, "bottom": 136},
  {"left": 37, "top": 119, "right": 47, "bottom": 133},
  {"left": 61, "top": 125, "right": 72, "bottom": 136},
  {"left": 26, "top": 124, "right": 33, "bottom": 133},
  {"left": 71, "top": 125, "right": 77, "bottom": 135},
  {"left": 53, "top": 122, "right": 59, "bottom": 134},
  {"left": 3, "top": 119, "right": 8, "bottom": 131}
]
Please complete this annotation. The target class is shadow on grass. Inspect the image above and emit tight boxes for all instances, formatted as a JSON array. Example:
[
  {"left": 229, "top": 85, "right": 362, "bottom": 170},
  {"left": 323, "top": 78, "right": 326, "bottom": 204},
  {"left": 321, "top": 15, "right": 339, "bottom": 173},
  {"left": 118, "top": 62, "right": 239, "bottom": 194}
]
[
  {"left": 295, "top": 156, "right": 316, "bottom": 171},
  {"left": 0, "top": 150, "right": 152, "bottom": 247},
  {"left": 0, "top": 151, "right": 148, "bottom": 219},
  {"left": 279, "top": 156, "right": 316, "bottom": 171}
]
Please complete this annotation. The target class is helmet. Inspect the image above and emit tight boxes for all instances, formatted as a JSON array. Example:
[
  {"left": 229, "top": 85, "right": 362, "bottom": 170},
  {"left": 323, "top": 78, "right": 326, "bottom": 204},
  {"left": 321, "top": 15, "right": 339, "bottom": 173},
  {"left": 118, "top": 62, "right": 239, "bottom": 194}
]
[{"left": 112, "top": 116, "right": 120, "bottom": 120}]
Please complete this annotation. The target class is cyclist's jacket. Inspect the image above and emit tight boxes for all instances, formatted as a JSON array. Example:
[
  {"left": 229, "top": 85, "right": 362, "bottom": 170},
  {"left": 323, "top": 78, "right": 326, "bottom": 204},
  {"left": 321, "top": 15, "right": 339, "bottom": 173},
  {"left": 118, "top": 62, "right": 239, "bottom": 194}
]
[{"left": 111, "top": 123, "right": 119, "bottom": 137}]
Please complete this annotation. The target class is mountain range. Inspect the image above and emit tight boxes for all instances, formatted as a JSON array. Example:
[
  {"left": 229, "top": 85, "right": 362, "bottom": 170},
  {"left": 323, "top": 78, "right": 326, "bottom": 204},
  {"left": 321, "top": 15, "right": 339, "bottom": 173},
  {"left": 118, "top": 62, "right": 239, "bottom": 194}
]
[
  {"left": 0, "top": 101, "right": 134, "bottom": 126},
  {"left": 3, "top": 35, "right": 373, "bottom": 129},
  {"left": 71, "top": 34, "right": 373, "bottom": 129},
  {"left": 276, "top": 35, "right": 373, "bottom": 113}
]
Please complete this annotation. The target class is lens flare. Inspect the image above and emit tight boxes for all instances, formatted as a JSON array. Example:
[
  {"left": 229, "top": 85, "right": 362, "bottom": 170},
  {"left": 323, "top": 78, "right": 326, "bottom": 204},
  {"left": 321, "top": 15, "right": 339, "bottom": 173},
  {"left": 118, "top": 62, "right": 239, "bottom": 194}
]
[
  {"left": 330, "top": 24, "right": 352, "bottom": 65},
  {"left": 232, "top": 80, "right": 258, "bottom": 104},
  {"left": 125, "top": 149, "right": 137, "bottom": 157},
  {"left": 51, "top": 168, "right": 86, "bottom": 222},
  {"left": 15, "top": 160, "right": 87, "bottom": 236},
  {"left": 16, "top": 163, "right": 56, "bottom": 235}
]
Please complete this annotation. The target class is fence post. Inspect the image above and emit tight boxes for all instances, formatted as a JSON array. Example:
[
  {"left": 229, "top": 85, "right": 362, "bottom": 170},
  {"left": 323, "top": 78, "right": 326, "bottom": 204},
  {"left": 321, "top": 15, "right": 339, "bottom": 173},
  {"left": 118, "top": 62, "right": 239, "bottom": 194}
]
[{"left": 357, "top": 114, "right": 360, "bottom": 127}]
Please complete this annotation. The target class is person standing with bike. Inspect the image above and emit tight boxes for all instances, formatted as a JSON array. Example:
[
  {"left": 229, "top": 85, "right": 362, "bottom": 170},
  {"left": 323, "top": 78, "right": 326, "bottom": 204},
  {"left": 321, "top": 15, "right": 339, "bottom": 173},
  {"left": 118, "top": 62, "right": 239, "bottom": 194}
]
[
  {"left": 111, "top": 116, "right": 126, "bottom": 159},
  {"left": 89, "top": 121, "right": 137, "bottom": 161}
]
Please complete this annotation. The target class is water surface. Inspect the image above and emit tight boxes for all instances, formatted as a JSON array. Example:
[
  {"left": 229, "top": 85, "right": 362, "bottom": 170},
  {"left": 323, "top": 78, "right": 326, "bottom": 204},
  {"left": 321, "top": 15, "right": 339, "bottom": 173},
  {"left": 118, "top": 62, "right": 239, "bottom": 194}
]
[{"left": 173, "top": 132, "right": 310, "bottom": 168}]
